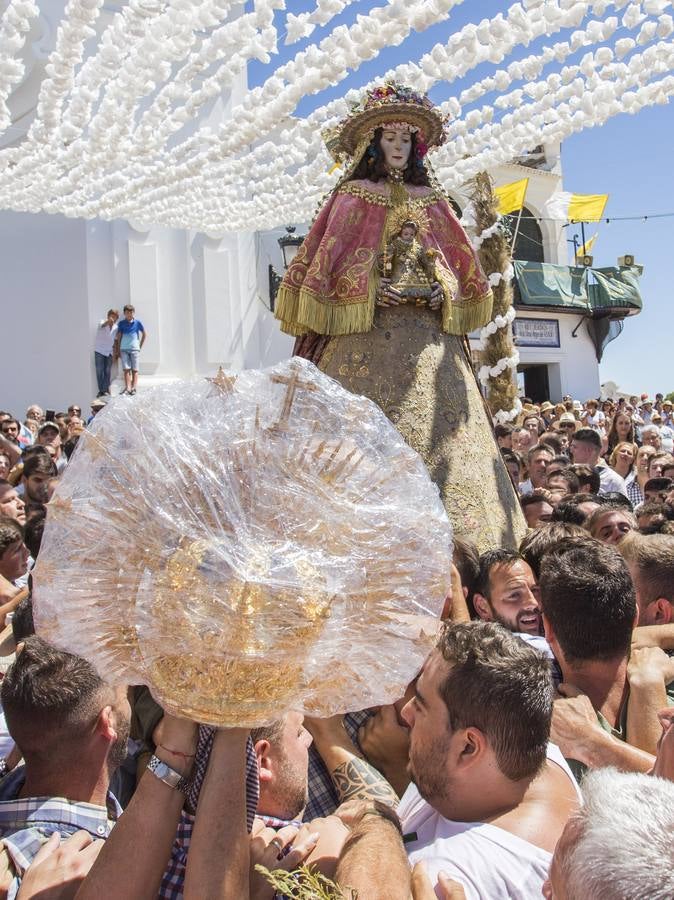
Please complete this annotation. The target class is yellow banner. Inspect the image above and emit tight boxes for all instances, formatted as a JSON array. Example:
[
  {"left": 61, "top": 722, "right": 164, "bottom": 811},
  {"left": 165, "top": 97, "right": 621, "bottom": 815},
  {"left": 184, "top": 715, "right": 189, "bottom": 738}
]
[
  {"left": 577, "top": 232, "right": 598, "bottom": 257},
  {"left": 495, "top": 178, "right": 529, "bottom": 215},
  {"left": 568, "top": 193, "right": 609, "bottom": 222}
]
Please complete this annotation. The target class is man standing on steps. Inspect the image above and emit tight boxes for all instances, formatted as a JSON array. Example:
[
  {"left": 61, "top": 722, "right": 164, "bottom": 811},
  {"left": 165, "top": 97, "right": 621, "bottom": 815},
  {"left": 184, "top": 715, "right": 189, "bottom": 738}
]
[
  {"left": 114, "top": 305, "right": 146, "bottom": 396},
  {"left": 94, "top": 309, "right": 119, "bottom": 397}
]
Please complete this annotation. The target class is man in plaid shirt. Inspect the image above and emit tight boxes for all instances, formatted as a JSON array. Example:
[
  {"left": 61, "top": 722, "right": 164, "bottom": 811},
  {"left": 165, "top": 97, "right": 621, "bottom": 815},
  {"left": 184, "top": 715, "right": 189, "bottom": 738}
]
[
  {"left": 160, "top": 711, "right": 354, "bottom": 899},
  {"left": 0, "top": 638, "right": 131, "bottom": 899}
]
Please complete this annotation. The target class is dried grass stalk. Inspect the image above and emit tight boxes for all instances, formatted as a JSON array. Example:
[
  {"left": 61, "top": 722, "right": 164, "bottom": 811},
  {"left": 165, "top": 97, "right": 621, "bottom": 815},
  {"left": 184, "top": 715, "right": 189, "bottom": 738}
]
[
  {"left": 471, "top": 172, "right": 518, "bottom": 419},
  {"left": 256, "top": 863, "right": 357, "bottom": 899}
]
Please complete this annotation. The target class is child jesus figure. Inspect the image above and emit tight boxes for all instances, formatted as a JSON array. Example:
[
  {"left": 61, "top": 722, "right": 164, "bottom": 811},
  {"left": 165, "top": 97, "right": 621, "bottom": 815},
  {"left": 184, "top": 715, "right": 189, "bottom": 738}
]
[{"left": 378, "top": 220, "right": 442, "bottom": 309}]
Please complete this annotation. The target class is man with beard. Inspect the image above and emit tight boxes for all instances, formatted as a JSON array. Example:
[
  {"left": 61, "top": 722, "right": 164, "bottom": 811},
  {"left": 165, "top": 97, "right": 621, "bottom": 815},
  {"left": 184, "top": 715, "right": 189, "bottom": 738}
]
[
  {"left": 20, "top": 454, "right": 57, "bottom": 505},
  {"left": 0, "top": 636, "right": 131, "bottom": 897},
  {"left": 472, "top": 550, "right": 542, "bottom": 636},
  {"left": 398, "top": 622, "right": 579, "bottom": 899},
  {"left": 252, "top": 712, "right": 313, "bottom": 824},
  {"left": 159, "top": 710, "right": 349, "bottom": 898}
]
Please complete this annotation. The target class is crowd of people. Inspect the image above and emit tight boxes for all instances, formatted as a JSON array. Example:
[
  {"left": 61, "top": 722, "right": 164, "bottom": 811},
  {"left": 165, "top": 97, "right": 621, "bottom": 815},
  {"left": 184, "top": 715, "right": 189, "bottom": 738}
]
[
  {"left": 499, "top": 392, "right": 674, "bottom": 536},
  {"left": 0, "top": 387, "right": 672, "bottom": 900}
]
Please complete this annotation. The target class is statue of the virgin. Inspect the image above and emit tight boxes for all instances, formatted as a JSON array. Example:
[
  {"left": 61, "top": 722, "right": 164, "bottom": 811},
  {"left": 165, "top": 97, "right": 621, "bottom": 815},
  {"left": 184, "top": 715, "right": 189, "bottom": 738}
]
[{"left": 275, "top": 83, "right": 525, "bottom": 550}]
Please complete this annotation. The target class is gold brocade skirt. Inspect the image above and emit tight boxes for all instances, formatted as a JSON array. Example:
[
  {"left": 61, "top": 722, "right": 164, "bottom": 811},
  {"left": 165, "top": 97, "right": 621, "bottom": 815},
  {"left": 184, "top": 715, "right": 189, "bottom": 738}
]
[{"left": 303, "top": 305, "right": 526, "bottom": 552}]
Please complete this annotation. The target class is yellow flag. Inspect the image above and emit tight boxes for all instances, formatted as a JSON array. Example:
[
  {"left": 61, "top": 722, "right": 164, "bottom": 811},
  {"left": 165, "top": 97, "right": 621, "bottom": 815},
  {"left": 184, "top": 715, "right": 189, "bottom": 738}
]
[
  {"left": 568, "top": 193, "right": 608, "bottom": 222},
  {"left": 577, "top": 232, "right": 598, "bottom": 257},
  {"left": 495, "top": 178, "right": 529, "bottom": 215}
]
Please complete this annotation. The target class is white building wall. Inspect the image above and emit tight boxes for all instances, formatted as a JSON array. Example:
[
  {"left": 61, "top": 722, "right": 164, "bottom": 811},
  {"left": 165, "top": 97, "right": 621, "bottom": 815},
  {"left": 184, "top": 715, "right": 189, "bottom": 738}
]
[
  {"left": 1, "top": 211, "right": 93, "bottom": 414},
  {"left": 513, "top": 310, "right": 600, "bottom": 401}
]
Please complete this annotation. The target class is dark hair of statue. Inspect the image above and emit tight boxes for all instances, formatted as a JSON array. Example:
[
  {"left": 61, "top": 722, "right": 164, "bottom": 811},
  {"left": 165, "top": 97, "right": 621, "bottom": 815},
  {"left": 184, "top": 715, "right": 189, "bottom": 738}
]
[{"left": 349, "top": 128, "right": 431, "bottom": 186}]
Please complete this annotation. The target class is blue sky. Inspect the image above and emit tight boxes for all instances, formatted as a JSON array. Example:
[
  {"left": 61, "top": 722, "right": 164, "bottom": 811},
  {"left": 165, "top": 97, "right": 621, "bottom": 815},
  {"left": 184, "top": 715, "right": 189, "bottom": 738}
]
[{"left": 248, "top": 2, "right": 674, "bottom": 395}]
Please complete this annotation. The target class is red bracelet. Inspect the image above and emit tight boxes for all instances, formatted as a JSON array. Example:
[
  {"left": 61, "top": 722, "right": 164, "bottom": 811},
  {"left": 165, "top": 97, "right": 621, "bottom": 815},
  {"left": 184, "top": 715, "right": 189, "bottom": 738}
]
[{"left": 158, "top": 744, "right": 196, "bottom": 760}]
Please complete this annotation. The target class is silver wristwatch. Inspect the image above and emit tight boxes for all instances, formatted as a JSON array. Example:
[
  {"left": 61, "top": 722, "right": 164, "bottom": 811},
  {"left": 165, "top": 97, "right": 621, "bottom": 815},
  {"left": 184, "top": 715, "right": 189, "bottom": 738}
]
[{"left": 147, "top": 754, "right": 190, "bottom": 794}]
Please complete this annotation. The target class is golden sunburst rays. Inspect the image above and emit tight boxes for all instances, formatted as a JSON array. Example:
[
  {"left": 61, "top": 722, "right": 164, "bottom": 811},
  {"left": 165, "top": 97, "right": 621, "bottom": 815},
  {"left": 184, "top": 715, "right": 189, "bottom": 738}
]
[{"left": 384, "top": 201, "right": 432, "bottom": 241}]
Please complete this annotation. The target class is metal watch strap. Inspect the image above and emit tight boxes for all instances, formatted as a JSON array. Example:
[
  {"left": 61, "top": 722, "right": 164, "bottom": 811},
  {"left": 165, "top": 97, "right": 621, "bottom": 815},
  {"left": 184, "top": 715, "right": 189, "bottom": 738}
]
[{"left": 147, "top": 754, "right": 190, "bottom": 794}]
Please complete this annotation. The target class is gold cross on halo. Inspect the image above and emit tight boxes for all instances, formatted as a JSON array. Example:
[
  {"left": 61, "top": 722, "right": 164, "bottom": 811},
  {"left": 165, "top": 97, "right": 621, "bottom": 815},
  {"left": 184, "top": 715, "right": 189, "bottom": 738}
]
[
  {"left": 270, "top": 364, "right": 319, "bottom": 429},
  {"left": 206, "top": 366, "right": 237, "bottom": 397}
]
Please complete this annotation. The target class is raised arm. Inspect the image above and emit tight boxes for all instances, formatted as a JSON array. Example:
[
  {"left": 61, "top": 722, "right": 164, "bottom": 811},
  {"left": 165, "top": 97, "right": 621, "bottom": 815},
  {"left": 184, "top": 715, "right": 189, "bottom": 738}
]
[
  {"left": 627, "top": 647, "right": 674, "bottom": 755},
  {"left": 334, "top": 801, "right": 409, "bottom": 900},
  {"left": 183, "top": 728, "right": 250, "bottom": 900},
  {"left": 304, "top": 716, "right": 399, "bottom": 808},
  {"left": 551, "top": 688, "right": 655, "bottom": 774},
  {"left": 0, "top": 585, "right": 29, "bottom": 621},
  {"left": 76, "top": 715, "right": 197, "bottom": 900}
]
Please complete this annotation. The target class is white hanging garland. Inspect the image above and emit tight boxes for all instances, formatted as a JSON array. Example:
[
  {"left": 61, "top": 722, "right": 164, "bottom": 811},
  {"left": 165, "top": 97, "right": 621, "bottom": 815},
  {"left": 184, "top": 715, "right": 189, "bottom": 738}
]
[
  {"left": 1, "top": 0, "right": 673, "bottom": 231},
  {"left": 285, "top": 0, "right": 359, "bottom": 45},
  {"left": 0, "top": 0, "right": 40, "bottom": 135},
  {"left": 167, "top": 6, "right": 668, "bottom": 229},
  {"left": 478, "top": 351, "right": 520, "bottom": 387},
  {"left": 493, "top": 398, "right": 523, "bottom": 424},
  {"left": 480, "top": 303, "right": 516, "bottom": 341}
]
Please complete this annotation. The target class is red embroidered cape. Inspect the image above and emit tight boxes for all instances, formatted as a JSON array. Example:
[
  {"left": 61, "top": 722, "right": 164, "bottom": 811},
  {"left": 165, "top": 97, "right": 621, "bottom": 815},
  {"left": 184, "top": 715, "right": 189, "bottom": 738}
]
[{"left": 275, "top": 180, "right": 492, "bottom": 337}]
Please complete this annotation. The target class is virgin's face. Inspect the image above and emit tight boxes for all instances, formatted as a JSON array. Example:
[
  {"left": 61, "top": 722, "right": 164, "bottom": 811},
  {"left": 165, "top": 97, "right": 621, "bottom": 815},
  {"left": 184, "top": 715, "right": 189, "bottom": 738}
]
[{"left": 380, "top": 129, "right": 412, "bottom": 170}]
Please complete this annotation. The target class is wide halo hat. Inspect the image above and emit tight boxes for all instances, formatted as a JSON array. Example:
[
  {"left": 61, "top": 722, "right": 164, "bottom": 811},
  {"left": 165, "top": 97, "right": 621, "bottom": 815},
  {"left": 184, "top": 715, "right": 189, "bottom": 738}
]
[{"left": 325, "top": 82, "right": 447, "bottom": 160}]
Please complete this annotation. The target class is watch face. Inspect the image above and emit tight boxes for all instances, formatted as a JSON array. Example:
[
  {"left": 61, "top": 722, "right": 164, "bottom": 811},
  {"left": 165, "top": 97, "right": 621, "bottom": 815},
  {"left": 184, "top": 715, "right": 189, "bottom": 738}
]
[{"left": 150, "top": 757, "right": 181, "bottom": 788}]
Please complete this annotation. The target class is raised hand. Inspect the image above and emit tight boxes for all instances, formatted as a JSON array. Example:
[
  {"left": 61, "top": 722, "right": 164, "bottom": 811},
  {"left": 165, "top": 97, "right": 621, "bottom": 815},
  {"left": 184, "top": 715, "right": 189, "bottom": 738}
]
[{"left": 17, "top": 831, "right": 103, "bottom": 900}]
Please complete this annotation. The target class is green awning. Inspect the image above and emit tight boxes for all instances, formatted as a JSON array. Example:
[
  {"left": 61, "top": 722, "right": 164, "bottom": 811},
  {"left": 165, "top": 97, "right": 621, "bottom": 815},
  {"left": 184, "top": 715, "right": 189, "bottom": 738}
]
[
  {"left": 513, "top": 261, "right": 590, "bottom": 311},
  {"left": 514, "top": 261, "right": 643, "bottom": 315},
  {"left": 587, "top": 267, "right": 643, "bottom": 314}
]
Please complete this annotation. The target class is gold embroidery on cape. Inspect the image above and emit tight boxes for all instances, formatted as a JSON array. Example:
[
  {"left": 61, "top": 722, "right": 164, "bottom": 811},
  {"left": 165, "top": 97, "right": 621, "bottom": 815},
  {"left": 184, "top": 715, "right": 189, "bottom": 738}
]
[
  {"left": 338, "top": 182, "right": 441, "bottom": 209},
  {"left": 338, "top": 183, "right": 390, "bottom": 206},
  {"left": 335, "top": 248, "right": 377, "bottom": 299}
]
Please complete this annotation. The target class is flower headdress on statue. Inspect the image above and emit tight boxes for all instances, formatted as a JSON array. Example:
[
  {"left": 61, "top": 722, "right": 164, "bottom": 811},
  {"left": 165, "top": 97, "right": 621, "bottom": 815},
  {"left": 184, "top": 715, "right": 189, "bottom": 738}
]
[{"left": 323, "top": 82, "right": 448, "bottom": 165}]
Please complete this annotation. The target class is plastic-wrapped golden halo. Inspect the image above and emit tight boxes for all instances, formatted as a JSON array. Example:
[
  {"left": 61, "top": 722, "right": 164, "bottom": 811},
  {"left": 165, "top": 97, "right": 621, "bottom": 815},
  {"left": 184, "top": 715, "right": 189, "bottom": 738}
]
[{"left": 34, "top": 359, "right": 452, "bottom": 726}]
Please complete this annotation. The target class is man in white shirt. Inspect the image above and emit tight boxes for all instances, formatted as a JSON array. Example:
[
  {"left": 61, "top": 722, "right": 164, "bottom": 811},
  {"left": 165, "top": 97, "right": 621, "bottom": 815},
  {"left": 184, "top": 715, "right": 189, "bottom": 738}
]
[
  {"left": 398, "top": 622, "right": 579, "bottom": 899},
  {"left": 94, "top": 309, "right": 119, "bottom": 397},
  {"left": 651, "top": 413, "right": 674, "bottom": 453},
  {"left": 570, "top": 428, "right": 627, "bottom": 497},
  {"left": 518, "top": 446, "right": 554, "bottom": 496},
  {"left": 639, "top": 397, "right": 654, "bottom": 427}
]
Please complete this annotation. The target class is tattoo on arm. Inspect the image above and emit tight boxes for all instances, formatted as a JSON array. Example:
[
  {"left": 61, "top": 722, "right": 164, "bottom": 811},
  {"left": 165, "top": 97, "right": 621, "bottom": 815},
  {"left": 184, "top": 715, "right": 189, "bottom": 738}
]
[{"left": 331, "top": 757, "right": 399, "bottom": 806}]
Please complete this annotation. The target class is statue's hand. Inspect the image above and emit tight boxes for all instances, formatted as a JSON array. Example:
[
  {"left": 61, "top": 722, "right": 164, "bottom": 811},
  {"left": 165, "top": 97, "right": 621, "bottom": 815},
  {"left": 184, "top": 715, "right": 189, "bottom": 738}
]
[
  {"left": 428, "top": 282, "right": 444, "bottom": 310},
  {"left": 377, "top": 279, "right": 403, "bottom": 307}
]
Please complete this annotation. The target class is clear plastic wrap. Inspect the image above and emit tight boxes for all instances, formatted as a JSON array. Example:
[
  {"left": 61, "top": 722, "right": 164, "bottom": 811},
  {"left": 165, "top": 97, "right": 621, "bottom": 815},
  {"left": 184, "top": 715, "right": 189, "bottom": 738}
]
[{"left": 33, "top": 358, "right": 452, "bottom": 726}]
